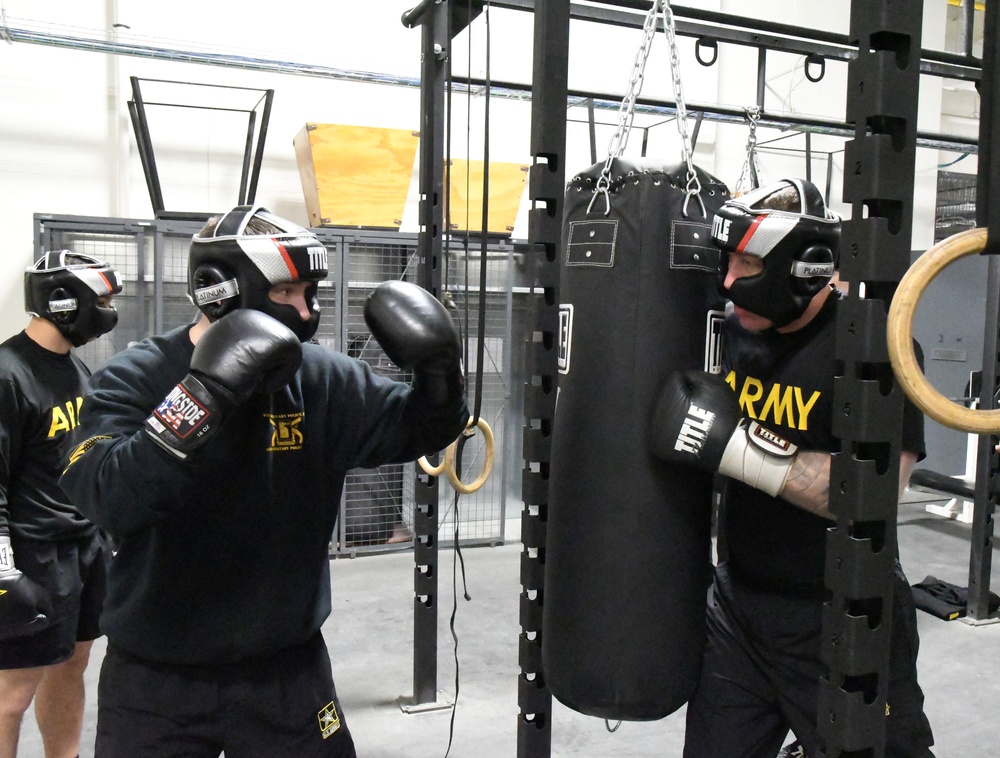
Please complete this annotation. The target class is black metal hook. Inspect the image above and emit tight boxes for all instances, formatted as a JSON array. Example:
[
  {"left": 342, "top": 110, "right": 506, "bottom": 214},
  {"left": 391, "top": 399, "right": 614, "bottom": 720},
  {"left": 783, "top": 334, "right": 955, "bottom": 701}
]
[
  {"left": 695, "top": 37, "right": 718, "bottom": 67},
  {"left": 804, "top": 53, "right": 826, "bottom": 83}
]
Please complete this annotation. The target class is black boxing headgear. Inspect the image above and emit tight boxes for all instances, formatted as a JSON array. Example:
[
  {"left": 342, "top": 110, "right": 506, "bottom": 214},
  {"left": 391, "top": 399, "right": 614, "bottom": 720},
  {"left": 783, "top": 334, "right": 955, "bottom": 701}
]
[
  {"left": 188, "top": 205, "right": 329, "bottom": 342},
  {"left": 712, "top": 178, "right": 840, "bottom": 326},
  {"left": 24, "top": 251, "right": 123, "bottom": 347}
]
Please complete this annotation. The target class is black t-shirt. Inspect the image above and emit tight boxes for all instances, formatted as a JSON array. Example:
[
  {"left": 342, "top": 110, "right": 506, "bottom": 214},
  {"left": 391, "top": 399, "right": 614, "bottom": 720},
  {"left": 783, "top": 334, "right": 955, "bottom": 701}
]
[
  {"left": 0, "top": 330, "right": 96, "bottom": 542},
  {"left": 719, "top": 291, "right": 925, "bottom": 595}
]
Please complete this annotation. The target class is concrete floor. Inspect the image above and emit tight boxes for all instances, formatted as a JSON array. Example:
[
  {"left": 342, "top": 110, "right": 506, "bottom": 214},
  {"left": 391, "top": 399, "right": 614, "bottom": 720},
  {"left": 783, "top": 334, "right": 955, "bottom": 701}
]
[{"left": 17, "top": 492, "right": 1000, "bottom": 758}]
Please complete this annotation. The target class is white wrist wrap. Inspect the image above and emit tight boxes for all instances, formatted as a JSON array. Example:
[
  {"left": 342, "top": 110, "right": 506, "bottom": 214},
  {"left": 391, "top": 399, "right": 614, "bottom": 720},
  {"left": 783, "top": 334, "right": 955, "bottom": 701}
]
[{"left": 718, "top": 420, "right": 798, "bottom": 497}]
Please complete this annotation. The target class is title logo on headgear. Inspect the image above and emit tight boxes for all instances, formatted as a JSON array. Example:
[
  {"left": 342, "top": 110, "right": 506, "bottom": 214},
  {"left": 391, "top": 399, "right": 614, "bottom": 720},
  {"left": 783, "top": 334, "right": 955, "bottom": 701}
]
[
  {"left": 711, "top": 215, "right": 732, "bottom": 246},
  {"left": 306, "top": 245, "right": 328, "bottom": 274}
]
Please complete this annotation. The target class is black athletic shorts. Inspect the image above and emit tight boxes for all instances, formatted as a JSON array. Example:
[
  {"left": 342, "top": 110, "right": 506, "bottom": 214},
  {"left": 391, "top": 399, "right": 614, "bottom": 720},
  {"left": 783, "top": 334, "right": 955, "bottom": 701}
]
[
  {"left": 683, "top": 562, "right": 935, "bottom": 758},
  {"left": 0, "top": 530, "right": 110, "bottom": 670},
  {"left": 95, "top": 632, "right": 357, "bottom": 758}
]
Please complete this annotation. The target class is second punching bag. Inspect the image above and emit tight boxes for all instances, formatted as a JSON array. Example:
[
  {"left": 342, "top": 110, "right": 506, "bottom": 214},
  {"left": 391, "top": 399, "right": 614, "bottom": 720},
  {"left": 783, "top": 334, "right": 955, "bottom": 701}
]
[{"left": 543, "top": 158, "right": 729, "bottom": 721}]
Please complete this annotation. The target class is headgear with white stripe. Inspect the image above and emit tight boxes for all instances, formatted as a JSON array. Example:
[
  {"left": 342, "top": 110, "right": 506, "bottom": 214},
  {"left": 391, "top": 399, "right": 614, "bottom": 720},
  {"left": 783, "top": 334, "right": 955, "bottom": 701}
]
[
  {"left": 189, "top": 205, "right": 329, "bottom": 342},
  {"left": 712, "top": 178, "right": 840, "bottom": 326},
  {"left": 24, "top": 251, "right": 123, "bottom": 347}
]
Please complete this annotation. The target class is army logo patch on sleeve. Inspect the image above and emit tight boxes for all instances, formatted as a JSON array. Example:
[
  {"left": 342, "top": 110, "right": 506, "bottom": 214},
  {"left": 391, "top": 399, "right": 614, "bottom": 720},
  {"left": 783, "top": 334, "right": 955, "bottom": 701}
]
[
  {"left": 317, "top": 701, "right": 341, "bottom": 739},
  {"left": 63, "top": 435, "right": 111, "bottom": 473}
]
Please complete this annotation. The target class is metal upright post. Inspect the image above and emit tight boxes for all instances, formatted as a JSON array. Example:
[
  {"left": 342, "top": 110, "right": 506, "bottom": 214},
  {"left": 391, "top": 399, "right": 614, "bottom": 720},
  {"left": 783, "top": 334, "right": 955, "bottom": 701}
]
[
  {"left": 238, "top": 111, "right": 257, "bottom": 205},
  {"left": 969, "top": 0, "right": 1000, "bottom": 623},
  {"left": 400, "top": 0, "right": 450, "bottom": 712},
  {"left": 127, "top": 77, "right": 165, "bottom": 216},
  {"left": 518, "top": 0, "right": 570, "bottom": 755},
  {"left": 399, "top": 0, "right": 487, "bottom": 712},
  {"left": 246, "top": 89, "right": 273, "bottom": 205},
  {"left": 820, "top": 2, "right": 922, "bottom": 756}
]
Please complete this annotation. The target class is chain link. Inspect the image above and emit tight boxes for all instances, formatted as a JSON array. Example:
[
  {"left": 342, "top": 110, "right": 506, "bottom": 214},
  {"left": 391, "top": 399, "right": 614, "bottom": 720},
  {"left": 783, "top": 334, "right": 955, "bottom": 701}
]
[
  {"left": 660, "top": 0, "right": 704, "bottom": 218},
  {"left": 734, "top": 105, "right": 763, "bottom": 197},
  {"left": 589, "top": 0, "right": 663, "bottom": 216},
  {"left": 588, "top": 0, "right": 705, "bottom": 218},
  {"left": 606, "top": 0, "right": 661, "bottom": 160}
]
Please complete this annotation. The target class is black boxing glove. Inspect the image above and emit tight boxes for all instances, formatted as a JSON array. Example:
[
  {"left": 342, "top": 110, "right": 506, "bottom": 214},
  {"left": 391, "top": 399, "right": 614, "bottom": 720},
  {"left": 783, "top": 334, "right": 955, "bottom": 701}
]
[
  {"left": 651, "top": 370, "right": 798, "bottom": 496},
  {"left": 364, "top": 281, "right": 465, "bottom": 406},
  {"left": 145, "top": 309, "right": 302, "bottom": 459},
  {"left": 0, "top": 534, "right": 52, "bottom": 640}
]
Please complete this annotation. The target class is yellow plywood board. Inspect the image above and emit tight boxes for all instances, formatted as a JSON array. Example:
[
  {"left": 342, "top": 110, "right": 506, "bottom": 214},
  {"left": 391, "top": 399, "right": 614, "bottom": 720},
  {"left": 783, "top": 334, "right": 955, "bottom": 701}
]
[
  {"left": 293, "top": 123, "right": 418, "bottom": 228},
  {"left": 445, "top": 159, "right": 528, "bottom": 234}
]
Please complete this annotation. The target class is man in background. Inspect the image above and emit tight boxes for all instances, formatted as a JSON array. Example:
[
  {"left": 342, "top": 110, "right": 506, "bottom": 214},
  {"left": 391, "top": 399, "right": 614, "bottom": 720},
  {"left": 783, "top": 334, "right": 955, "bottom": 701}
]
[{"left": 0, "top": 251, "right": 121, "bottom": 758}]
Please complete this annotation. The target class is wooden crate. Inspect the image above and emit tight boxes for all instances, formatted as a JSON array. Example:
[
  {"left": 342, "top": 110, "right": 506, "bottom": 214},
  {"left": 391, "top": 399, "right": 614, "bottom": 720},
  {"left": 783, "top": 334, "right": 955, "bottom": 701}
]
[
  {"left": 293, "top": 123, "right": 419, "bottom": 228},
  {"left": 445, "top": 159, "right": 528, "bottom": 234}
]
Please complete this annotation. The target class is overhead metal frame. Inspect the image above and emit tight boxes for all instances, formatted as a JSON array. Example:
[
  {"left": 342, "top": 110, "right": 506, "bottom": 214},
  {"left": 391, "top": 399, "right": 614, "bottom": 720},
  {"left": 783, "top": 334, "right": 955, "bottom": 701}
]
[
  {"left": 494, "top": 0, "right": 981, "bottom": 81},
  {"left": 452, "top": 72, "right": 979, "bottom": 153},
  {"left": 509, "top": 2, "right": 989, "bottom": 757},
  {"left": 491, "top": 0, "right": 979, "bottom": 152},
  {"left": 4, "top": 9, "right": 978, "bottom": 153},
  {"left": 474, "top": 0, "right": 981, "bottom": 154},
  {"left": 126, "top": 77, "right": 274, "bottom": 219}
]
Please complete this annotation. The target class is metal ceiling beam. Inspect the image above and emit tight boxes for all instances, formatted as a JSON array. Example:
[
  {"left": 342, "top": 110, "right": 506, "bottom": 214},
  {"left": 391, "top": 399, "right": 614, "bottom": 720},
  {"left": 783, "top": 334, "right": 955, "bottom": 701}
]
[
  {"left": 4, "top": 16, "right": 980, "bottom": 154},
  {"left": 493, "top": 0, "right": 982, "bottom": 82}
]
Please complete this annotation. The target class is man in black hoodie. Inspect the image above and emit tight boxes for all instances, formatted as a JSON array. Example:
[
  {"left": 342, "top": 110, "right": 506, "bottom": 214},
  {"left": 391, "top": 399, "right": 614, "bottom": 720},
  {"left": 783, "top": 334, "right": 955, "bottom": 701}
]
[{"left": 61, "top": 206, "right": 468, "bottom": 757}]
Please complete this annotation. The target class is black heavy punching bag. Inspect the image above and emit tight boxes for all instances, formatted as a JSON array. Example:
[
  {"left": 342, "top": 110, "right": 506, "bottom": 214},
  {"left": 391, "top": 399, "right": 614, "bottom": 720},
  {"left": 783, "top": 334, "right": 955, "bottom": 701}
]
[{"left": 543, "top": 158, "right": 729, "bottom": 721}]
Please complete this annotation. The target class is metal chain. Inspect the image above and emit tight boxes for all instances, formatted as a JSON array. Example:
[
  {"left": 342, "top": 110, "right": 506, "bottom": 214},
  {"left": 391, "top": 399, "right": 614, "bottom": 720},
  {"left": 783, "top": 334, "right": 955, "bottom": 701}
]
[
  {"left": 588, "top": 0, "right": 663, "bottom": 216},
  {"left": 660, "top": 0, "right": 705, "bottom": 218},
  {"left": 734, "top": 105, "right": 763, "bottom": 197},
  {"left": 587, "top": 0, "right": 705, "bottom": 218},
  {"left": 606, "top": 0, "right": 661, "bottom": 160}
]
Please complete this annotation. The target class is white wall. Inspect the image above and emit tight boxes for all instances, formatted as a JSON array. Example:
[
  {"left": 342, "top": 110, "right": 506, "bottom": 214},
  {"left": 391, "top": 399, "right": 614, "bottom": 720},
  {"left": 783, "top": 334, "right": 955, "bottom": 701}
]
[{"left": 0, "top": 0, "right": 970, "bottom": 341}]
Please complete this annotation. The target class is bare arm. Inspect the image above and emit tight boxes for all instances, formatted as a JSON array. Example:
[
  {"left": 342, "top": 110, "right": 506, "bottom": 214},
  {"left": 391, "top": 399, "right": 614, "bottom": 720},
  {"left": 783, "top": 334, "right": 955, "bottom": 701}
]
[
  {"left": 779, "top": 449, "right": 919, "bottom": 520},
  {"left": 780, "top": 451, "right": 833, "bottom": 518}
]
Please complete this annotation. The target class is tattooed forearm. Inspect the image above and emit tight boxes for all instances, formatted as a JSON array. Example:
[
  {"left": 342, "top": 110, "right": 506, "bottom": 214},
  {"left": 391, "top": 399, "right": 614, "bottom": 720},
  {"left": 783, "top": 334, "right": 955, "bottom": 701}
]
[{"left": 780, "top": 451, "right": 833, "bottom": 519}]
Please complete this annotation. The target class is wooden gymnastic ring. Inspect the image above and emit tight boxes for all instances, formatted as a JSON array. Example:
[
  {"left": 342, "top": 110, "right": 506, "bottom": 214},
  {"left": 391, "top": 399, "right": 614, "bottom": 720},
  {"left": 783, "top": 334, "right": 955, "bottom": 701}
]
[
  {"left": 887, "top": 227, "right": 1000, "bottom": 434},
  {"left": 443, "top": 417, "right": 495, "bottom": 495},
  {"left": 417, "top": 454, "right": 447, "bottom": 476}
]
